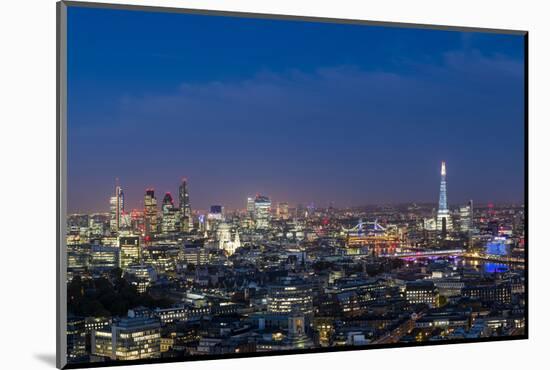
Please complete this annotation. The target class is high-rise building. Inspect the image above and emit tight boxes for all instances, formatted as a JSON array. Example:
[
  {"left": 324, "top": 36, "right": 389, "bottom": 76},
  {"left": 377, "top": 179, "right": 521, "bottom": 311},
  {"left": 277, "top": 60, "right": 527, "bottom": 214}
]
[
  {"left": 119, "top": 236, "right": 140, "bottom": 269},
  {"left": 162, "top": 192, "right": 174, "bottom": 213},
  {"left": 144, "top": 189, "right": 158, "bottom": 237},
  {"left": 277, "top": 202, "right": 290, "bottom": 220},
  {"left": 254, "top": 195, "right": 271, "bottom": 229},
  {"left": 120, "top": 212, "right": 131, "bottom": 229},
  {"left": 459, "top": 200, "right": 474, "bottom": 233},
  {"left": 161, "top": 192, "right": 179, "bottom": 233},
  {"left": 178, "top": 178, "right": 192, "bottom": 232},
  {"left": 436, "top": 161, "right": 453, "bottom": 232},
  {"left": 90, "top": 245, "right": 119, "bottom": 272},
  {"left": 246, "top": 197, "right": 255, "bottom": 216},
  {"left": 130, "top": 209, "right": 145, "bottom": 235},
  {"left": 109, "top": 183, "right": 124, "bottom": 233}
]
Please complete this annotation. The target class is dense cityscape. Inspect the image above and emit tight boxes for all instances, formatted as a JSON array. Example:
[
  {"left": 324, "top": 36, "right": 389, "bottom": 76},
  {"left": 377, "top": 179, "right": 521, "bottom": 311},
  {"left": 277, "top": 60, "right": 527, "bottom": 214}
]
[{"left": 65, "top": 161, "right": 526, "bottom": 364}]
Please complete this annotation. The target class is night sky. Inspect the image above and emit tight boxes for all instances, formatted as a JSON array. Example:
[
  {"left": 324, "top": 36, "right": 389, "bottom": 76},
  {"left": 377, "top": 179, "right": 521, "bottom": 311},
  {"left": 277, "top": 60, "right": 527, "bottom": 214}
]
[{"left": 67, "top": 6, "right": 525, "bottom": 213}]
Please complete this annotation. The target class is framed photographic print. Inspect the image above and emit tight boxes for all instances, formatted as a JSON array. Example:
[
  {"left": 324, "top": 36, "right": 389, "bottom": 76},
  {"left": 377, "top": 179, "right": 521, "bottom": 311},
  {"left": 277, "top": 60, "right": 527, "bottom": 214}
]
[{"left": 57, "top": 1, "right": 527, "bottom": 368}]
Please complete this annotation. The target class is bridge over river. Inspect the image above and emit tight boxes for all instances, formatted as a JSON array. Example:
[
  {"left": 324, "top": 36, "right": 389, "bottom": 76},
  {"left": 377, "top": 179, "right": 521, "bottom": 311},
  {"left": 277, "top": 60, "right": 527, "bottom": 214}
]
[{"left": 378, "top": 249, "right": 525, "bottom": 265}]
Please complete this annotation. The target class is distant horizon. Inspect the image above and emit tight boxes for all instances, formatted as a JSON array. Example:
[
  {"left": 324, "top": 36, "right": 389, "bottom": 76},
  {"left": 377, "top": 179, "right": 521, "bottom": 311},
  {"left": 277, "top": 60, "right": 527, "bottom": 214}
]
[
  {"left": 67, "top": 177, "right": 524, "bottom": 215},
  {"left": 67, "top": 6, "right": 525, "bottom": 214}
]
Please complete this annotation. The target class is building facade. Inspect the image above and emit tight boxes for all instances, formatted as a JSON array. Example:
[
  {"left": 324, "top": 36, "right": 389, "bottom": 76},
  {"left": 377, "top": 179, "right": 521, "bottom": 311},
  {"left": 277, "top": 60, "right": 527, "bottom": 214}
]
[
  {"left": 110, "top": 184, "right": 124, "bottom": 233},
  {"left": 144, "top": 189, "right": 158, "bottom": 237},
  {"left": 254, "top": 195, "right": 272, "bottom": 230},
  {"left": 92, "top": 316, "right": 161, "bottom": 361}
]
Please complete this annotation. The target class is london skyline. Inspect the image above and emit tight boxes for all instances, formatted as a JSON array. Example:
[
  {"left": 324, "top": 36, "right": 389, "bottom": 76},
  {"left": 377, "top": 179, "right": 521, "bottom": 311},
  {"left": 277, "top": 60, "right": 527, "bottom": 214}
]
[
  {"left": 63, "top": 4, "right": 526, "bottom": 366},
  {"left": 68, "top": 161, "right": 523, "bottom": 215},
  {"left": 67, "top": 7, "right": 525, "bottom": 213}
]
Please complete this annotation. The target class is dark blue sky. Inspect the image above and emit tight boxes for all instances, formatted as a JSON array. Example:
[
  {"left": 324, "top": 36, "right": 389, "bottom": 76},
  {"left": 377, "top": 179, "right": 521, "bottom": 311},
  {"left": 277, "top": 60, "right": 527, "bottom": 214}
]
[{"left": 67, "top": 6, "right": 525, "bottom": 213}]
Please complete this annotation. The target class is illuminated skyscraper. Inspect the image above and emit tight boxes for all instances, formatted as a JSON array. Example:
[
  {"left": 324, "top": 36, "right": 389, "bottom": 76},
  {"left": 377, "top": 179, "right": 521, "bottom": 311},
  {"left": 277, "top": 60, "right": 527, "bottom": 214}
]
[
  {"left": 162, "top": 192, "right": 174, "bottom": 213},
  {"left": 144, "top": 189, "right": 158, "bottom": 237},
  {"left": 161, "top": 192, "right": 178, "bottom": 233},
  {"left": 436, "top": 161, "right": 453, "bottom": 232},
  {"left": 254, "top": 195, "right": 271, "bottom": 229},
  {"left": 459, "top": 200, "right": 474, "bottom": 233},
  {"left": 179, "top": 178, "right": 192, "bottom": 232},
  {"left": 119, "top": 236, "right": 140, "bottom": 269},
  {"left": 130, "top": 209, "right": 145, "bottom": 234},
  {"left": 109, "top": 182, "right": 124, "bottom": 233}
]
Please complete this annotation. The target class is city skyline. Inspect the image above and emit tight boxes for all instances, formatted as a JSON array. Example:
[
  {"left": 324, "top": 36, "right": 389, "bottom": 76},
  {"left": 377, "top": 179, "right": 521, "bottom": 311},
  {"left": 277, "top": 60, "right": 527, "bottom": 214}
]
[
  {"left": 68, "top": 162, "right": 523, "bottom": 216},
  {"left": 67, "top": 7, "right": 524, "bottom": 213}
]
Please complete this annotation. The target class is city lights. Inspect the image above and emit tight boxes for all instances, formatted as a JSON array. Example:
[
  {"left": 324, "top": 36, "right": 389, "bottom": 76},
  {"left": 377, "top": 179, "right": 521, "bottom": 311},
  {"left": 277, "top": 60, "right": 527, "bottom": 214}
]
[{"left": 66, "top": 163, "right": 526, "bottom": 364}]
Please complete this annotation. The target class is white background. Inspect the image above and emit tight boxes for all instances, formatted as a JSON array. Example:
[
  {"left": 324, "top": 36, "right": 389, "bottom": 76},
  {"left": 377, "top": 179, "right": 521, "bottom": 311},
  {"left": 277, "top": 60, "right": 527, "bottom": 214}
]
[{"left": 0, "top": 0, "right": 546, "bottom": 368}]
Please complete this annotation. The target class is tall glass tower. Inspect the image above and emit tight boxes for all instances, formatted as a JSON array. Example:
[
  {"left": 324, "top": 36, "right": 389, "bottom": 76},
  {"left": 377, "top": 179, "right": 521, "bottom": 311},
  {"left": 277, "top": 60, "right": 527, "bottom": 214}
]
[
  {"left": 436, "top": 161, "right": 452, "bottom": 232},
  {"left": 144, "top": 188, "right": 158, "bottom": 237},
  {"left": 254, "top": 195, "right": 272, "bottom": 229},
  {"left": 179, "top": 178, "right": 192, "bottom": 232},
  {"left": 109, "top": 182, "right": 124, "bottom": 233}
]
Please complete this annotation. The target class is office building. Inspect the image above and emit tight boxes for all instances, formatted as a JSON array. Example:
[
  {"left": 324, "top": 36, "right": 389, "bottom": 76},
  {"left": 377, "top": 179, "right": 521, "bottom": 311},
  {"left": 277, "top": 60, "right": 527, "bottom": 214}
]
[
  {"left": 405, "top": 281, "right": 440, "bottom": 308},
  {"left": 92, "top": 316, "right": 161, "bottom": 361},
  {"left": 254, "top": 195, "right": 271, "bottom": 229},
  {"left": 119, "top": 236, "right": 140, "bottom": 269},
  {"left": 91, "top": 245, "right": 119, "bottom": 271},
  {"left": 144, "top": 189, "right": 158, "bottom": 237},
  {"left": 267, "top": 277, "right": 313, "bottom": 317},
  {"left": 67, "top": 316, "right": 87, "bottom": 362},
  {"left": 459, "top": 200, "right": 474, "bottom": 233},
  {"left": 161, "top": 192, "right": 179, "bottom": 234},
  {"left": 180, "top": 243, "right": 209, "bottom": 265},
  {"left": 179, "top": 178, "right": 192, "bottom": 232},
  {"left": 109, "top": 183, "right": 124, "bottom": 233}
]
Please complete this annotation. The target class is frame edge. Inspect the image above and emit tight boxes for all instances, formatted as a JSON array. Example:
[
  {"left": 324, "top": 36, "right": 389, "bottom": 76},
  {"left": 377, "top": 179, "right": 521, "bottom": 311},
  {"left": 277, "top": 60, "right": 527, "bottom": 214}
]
[{"left": 57, "top": 1, "right": 68, "bottom": 369}]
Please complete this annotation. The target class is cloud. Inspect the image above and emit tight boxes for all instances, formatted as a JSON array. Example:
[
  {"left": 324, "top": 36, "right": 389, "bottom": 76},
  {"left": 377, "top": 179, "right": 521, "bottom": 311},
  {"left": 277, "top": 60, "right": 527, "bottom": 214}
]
[
  {"left": 101, "top": 50, "right": 522, "bottom": 151},
  {"left": 68, "top": 49, "right": 524, "bottom": 210}
]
